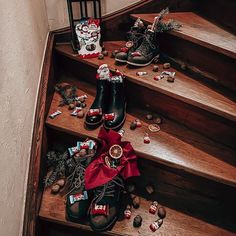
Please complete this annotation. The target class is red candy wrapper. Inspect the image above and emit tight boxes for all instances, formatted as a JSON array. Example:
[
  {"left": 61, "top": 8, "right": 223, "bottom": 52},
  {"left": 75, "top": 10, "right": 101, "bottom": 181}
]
[{"left": 91, "top": 204, "right": 109, "bottom": 216}]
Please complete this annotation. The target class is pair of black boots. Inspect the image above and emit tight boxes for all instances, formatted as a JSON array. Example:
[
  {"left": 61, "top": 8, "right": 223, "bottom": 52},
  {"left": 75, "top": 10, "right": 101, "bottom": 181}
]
[
  {"left": 115, "top": 17, "right": 160, "bottom": 67},
  {"left": 85, "top": 64, "right": 126, "bottom": 131}
]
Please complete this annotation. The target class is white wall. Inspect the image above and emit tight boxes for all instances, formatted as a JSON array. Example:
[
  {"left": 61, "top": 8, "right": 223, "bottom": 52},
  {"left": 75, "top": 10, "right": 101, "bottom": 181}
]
[
  {"left": 0, "top": 0, "right": 49, "bottom": 235},
  {"left": 45, "top": 0, "right": 140, "bottom": 30}
]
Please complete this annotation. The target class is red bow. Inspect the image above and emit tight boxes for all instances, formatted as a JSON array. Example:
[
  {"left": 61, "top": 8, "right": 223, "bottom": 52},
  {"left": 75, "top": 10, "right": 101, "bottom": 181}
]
[{"left": 85, "top": 127, "right": 140, "bottom": 190}]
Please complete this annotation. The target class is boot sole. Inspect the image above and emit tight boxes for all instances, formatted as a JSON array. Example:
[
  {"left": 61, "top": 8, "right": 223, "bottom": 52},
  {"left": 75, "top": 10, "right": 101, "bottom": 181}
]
[
  {"left": 84, "top": 118, "right": 103, "bottom": 130},
  {"left": 115, "top": 58, "right": 127, "bottom": 63},
  {"left": 103, "top": 115, "right": 126, "bottom": 131},
  {"left": 127, "top": 54, "right": 159, "bottom": 67}
]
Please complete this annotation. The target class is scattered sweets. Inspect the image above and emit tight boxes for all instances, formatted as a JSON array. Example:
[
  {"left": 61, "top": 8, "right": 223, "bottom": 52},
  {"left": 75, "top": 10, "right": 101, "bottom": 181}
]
[
  {"left": 146, "top": 184, "right": 155, "bottom": 194},
  {"left": 153, "top": 65, "right": 159, "bottom": 72},
  {"left": 98, "top": 53, "right": 104, "bottom": 60},
  {"left": 149, "top": 201, "right": 159, "bottom": 214},
  {"left": 136, "top": 71, "right": 148, "bottom": 76},
  {"left": 143, "top": 133, "right": 150, "bottom": 144},
  {"left": 155, "top": 116, "right": 162, "bottom": 124},
  {"left": 71, "top": 107, "right": 82, "bottom": 116},
  {"left": 150, "top": 219, "right": 163, "bottom": 232},
  {"left": 75, "top": 101, "right": 81, "bottom": 107},
  {"left": 81, "top": 103, "right": 87, "bottom": 108},
  {"left": 153, "top": 75, "right": 164, "bottom": 81},
  {"left": 118, "top": 129, "right": 125, "bottom": 137},
  {"left": 133, "top": 215, "right": 142, "bottom": 227},
  {"left": 132, "top": 196, "right": 140, "bottom": 209},
  {"left": 75, "top": 95, "right": 88, "bottom": 102},
  {"left": 158, "top": 207, "right": 166, "bottom": 219},
  {"left": 130, "top": 122, "right": 137, "bottom": 130},
  {"left": 49, "top": 110, "right": 62, "bottom": 119},
  {"left": 77, "top": 110, "right": 84, "bottom": 118},
  {"left": 68, "top": 103, "right": 75, "bottom": 110},
  {"left": 135, "top": 119, "right": 142, "bottom": 127},
  {"left": 167, "top": 76, "right": 175, "bottom": 83},
  {"left": 146, "top": 114, "right": 153, "bottom": 120},
  {"left": 148, "top": 124, "right": 160, "bottom": 133},
  {"left": 102, "top": 50, "right": 108, "bottom": 56},
  {"left": 56, "top": 179, "right": 65, "bottom": 187},
  {"left": 51, "top": 184, "right": 60, "bottom": 194},
  {"left": 124, "top": 205, "right": 132, "bottom": 219},
  {"left": 163, "top": 62, "right": 171, "bottom": 69}
]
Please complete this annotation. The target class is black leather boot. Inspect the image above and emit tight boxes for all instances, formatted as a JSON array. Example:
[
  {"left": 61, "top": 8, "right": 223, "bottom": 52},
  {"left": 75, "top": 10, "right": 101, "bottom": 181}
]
[
  {"left": 103, "top": 70, "right": 126, "bottom": 131},
  {"left": 85, "top": 64, "right": 111, "bottom": 129}
]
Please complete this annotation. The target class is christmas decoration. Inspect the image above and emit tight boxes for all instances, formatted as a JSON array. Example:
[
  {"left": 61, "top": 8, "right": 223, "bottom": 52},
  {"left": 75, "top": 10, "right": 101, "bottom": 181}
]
[
  {"left": 66, "top": 0, "right": 102, "bottom": 52},
  {"left": 115, "top": 18, "right": 146, "bottom": 63},
  {"left": 85, "top": 127, "right": 140, "bottom": 190}
]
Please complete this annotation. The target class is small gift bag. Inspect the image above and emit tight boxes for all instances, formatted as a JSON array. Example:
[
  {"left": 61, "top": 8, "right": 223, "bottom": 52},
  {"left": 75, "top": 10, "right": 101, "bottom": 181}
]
[{"left": 75, "top": 18, "right": 102, "bottom": 58}]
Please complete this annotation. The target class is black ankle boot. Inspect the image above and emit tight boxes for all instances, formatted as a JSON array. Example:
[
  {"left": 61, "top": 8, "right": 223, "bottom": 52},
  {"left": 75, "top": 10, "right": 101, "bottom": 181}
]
[
  {"left": 103, "top": 71, "right": 126, "bottom": 131},
  {"left": 85, "top": 64, "right": 111, "bottom": 129},
  {"left": 115, "top": 18, "right": 145, "bottom": 63}
]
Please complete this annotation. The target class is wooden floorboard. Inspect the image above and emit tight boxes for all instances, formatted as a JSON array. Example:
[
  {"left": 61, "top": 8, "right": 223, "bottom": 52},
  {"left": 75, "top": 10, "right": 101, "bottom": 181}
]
[
  {"left": 131, "top": 12, "right": 236, "bottom": 59},
  {"left": 55, "top": 42, "right": 236, "bottom": 123},
  {"left": 46, "top": 81, "right": 236, "bottom": 187}
]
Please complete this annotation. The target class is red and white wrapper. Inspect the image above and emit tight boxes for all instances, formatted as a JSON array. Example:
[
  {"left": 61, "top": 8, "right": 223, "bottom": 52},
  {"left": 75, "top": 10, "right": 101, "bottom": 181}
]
[
  {"left": 87, "top": 108, "right": 102, "bottom": 116},
  {"left": 150, "top": 222, "right": 160, "bottom": 232},
  {"left": 124, "top": 209, "right": 131, "bottom": 219},
  {"left": 104, "top": 113, "right": 115, "bottom": 121},
  {"left": 91, "top": 204, "right": 109, "bottom": 216}
]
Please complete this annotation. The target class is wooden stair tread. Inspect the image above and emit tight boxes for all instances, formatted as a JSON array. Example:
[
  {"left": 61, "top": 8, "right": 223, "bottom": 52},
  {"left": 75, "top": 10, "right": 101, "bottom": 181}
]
[
  {"left": 55, "top": 42, "right": 236, "bottom": 123},
  {"left": 46, "top": 85, "right": 236, "bottom": 187},
  {"left": 131, "top": 12, "right": 236, "bottom": 59},
  {"left": 39, "top": 187, "right": 235, "bottom": 236}
]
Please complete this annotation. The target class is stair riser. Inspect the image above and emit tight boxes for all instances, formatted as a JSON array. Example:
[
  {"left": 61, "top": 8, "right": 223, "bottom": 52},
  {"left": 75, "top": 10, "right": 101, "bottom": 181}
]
[
  {"left": 196, "top": 0, "right": 236, "bottom": 34},
  {"left": 127, "top": 81, "right": 236, "bottom": 149},
  {"left": 160, "top": 34, "right": 236, "bottom": 91},
  {"left": 56, "top": 55, "right": 236, "bottom": 149}
]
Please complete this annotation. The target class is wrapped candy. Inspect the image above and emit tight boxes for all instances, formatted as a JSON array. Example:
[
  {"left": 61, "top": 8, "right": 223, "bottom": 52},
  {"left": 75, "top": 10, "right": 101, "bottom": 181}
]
[
  {"left": 87, "top": 108, "right": 102, "bottom": 116},
  {"left": 143, "top": 133, "right": 150, "bottom": 144},
  {"left": 150, "top": 219, "right": 163, "bottom": 232},
  {"left": 104, "top": 113, "right": 115, "bottom": 121},
  {"left": 149, "top": 201, "right": 158, "bottom": 214}
]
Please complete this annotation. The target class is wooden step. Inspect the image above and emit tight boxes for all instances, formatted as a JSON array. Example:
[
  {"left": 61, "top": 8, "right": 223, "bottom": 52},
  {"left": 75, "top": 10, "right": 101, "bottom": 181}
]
[
  {"left": 195, "top": 0, "right": 236, "bottom": 34},
  {"left": 46, "top": 80, "right": 236, "bottom": 188},
  {"left": 131, "top": 12, "right": 236, "bottom": 91},
  {"left": 131, "top": 12, "right": 236, "bottom": 59},
  {"left": 39, "top": 187, "right": 235, "bottom": 236},
  {"left": 55, "top": 41, "right": 236, "bottom": 148}
]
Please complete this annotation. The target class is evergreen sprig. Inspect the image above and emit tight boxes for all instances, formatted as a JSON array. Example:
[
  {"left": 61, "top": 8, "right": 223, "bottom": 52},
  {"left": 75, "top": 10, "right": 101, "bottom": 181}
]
[{"left": 55, "top": 84, "right": 78, "bottom": 106}]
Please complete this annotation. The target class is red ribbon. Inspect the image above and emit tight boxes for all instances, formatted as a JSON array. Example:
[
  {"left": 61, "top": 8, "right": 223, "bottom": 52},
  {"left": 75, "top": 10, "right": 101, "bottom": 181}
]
[{"left": 85, "top": 127, "right": 140, "bottom": 190}]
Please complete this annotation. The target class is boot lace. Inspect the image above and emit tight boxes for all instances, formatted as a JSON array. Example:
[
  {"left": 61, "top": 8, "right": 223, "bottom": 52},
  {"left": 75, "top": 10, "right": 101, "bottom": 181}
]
[
  {"left": 136, "top": 32, "right": 157, "bottom": 56},
  {"left": 93, "top": 176, "right": 124, "bottom": 204},
  {"left": 65, "top": 161, "right": 86, "bottom": 195}
]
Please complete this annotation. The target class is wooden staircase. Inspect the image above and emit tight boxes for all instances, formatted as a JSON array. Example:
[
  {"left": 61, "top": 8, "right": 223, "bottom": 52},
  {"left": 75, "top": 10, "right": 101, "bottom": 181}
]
[{"left": 24, "top": 1, "right": 236, "bottom": 236}]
